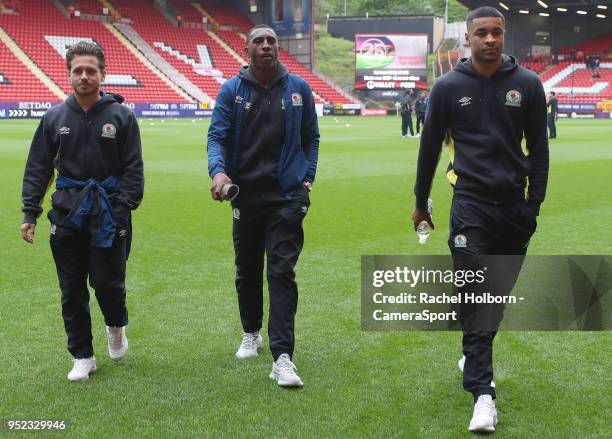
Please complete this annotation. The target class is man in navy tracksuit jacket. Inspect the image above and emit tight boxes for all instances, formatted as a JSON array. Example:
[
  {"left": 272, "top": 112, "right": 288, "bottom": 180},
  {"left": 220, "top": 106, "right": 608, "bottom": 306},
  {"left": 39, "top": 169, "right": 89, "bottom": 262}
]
[
  {"left": 414, "top": 90, "right": 428, "bottom": 135},
  {"left": 20, "top": 42, "right": 143, "bottom": 381},
  {"left": 412, "top": 7, "right": 549, "bottom": 433},
  {"left": 207, "top": 25, "right": 319, "bottom": 387}
]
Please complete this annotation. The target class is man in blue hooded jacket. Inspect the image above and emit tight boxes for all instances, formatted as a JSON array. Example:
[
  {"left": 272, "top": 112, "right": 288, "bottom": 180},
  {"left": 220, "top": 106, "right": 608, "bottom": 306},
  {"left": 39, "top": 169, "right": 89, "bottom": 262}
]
[{"left": 207, "top": 24, "right": 319, "bottom": 387}]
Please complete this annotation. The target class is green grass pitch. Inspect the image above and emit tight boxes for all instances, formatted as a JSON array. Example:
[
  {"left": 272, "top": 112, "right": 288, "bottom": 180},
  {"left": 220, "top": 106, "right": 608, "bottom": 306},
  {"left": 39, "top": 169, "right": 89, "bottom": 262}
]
[{"left": 0, "top": 116, "right": 610, "bottom": 438}]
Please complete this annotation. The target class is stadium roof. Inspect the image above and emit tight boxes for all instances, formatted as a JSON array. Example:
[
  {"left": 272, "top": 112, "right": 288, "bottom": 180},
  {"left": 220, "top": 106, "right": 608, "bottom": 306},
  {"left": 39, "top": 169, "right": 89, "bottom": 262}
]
[{"left": 459, "top": 0, "right": 612, "bottom": 18}]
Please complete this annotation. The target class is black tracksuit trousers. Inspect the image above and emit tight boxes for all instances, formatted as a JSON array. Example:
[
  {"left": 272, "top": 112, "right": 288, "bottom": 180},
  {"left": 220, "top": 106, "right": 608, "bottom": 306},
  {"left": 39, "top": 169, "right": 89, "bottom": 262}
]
[
  {"left": 401, "top": 113, "right": 414, "bottom": 136},
  {"left": 232, "top": 198, "right": 308, "bottom": 361},
  {"left": 547, "top": 113, "right": 557, "bottom": 139},
  {"left": 50, "top": 222, "right": 128, "bottom": 359},
  {"left": 416, "top": 113, "right": 425, "bottom": 133},
  {"left": 448, "top": 195, "right": 536, "bottom": 402}
]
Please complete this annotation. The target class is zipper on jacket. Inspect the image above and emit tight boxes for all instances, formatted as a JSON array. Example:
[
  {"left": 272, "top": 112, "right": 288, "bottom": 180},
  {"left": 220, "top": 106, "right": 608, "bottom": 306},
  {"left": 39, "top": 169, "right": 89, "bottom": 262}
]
[{"left": 82, "top": 111, "right": 90, "bottom": 177}]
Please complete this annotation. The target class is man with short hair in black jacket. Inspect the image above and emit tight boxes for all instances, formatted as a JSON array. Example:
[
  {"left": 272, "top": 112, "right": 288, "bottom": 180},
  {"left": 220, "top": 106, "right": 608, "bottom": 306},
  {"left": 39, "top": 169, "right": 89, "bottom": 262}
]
[
  {"left": 414, "top": 90, "right": 428, "bottom": 136},
  {"left": 400, "top": 89, "right": 415, "bottom": 138},
  {"left": 412, "top": 7, "right": 549, "bottom": 433},
  {"left": 20, "top": 41, "right": 143, "bottom": 381},
  {"left": 547, "top": 90, "right": 558, "bottom": 139}
]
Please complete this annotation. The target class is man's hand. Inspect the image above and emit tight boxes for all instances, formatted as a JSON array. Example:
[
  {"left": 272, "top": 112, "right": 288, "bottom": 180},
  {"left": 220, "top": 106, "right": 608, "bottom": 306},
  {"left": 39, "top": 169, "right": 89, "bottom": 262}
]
[
  {"left": 411, "top": 208, "right": 434, "bottom": 231},
  {"left": 302, "top": 181, "right": 312, "bottom": 192},
  {"left": 211, "top": 173, "right": 232, "bottom": 201},
  {"left": 20, "top": 223, "right": 36, "bottom": 244}
]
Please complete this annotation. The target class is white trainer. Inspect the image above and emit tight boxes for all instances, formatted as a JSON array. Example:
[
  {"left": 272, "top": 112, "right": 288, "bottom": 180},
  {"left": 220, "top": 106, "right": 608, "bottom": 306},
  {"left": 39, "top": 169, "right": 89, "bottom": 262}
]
[
  {"left": 269, "top": 353, "right": 303, "bottom": 387},
  {"left": 106, "top": 325, "right": 128, "bottom": 361},
  {"left": 458, "top": 355, "right": 495, "bottom": 388},
  {"left": 468, "top": 394, "right": 498, "bottom": 432},
  {"left": 67, "top": 356, "right": 97, "bottom": 381},
  {"left": 235, "top": 331, "right": 263, "bottom": 359}
]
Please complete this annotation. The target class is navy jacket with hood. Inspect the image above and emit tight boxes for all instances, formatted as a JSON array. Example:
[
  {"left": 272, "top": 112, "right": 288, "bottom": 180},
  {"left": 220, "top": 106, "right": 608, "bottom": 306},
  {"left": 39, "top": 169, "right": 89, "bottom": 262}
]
[
  {"left": 207, "top": 62, "right": 320, "bottom": 197},
  {"left": 21, "top": 92, "right": 144, "bottom": 227},
  {"left": 414, "top": 55, "right": 549, "bottom": 213}
]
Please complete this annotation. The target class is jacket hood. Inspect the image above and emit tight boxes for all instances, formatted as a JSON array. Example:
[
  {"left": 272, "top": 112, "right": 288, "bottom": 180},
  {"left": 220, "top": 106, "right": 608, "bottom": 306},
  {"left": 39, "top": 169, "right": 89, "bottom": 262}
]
[
  {"left": 66, "top": 91, "right": 124, "bottom": 113},
  {"left": 238, "top": 61, "right": 288, "bottom": 87},
  {"left": 454, "top": 54, "right": 518, "bottom": 77}
]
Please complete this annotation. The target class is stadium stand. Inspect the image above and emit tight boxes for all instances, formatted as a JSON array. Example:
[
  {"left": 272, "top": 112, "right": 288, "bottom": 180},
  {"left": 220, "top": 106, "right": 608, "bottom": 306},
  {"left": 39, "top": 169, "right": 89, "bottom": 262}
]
[
  {"left": 549, "top": 64, "right": 612, "bottom": 101},
  {"left": 200, "top": 0, "right": 253, "bottom": 33},
  {"left": 0, "top": 0, "right": 188, "bottom": 102},
  {"left": 520, "top": 61, "right": 547, "bottom": 74},
  {"left": 559, "top": 32, "right": 612, "bottom": 59},
  {"left": 110, "top": 0, "right": 241, "bottom": 100},
  {"left": 529, "top": 33, "right": 612, "bottom": 103},
  {"left": 539, "top": 61, "right": 611, "bottom": 102},
  {"left": 168, "top": 1, "right": 356, "bottom": 103},
  {"left": 72, "top": 0, "right": 107, "bottom": 17},
  {"left": 14, "top": 1, "right": 609, "bottom": 107},
  {"left": 0, "top": 38, "right": 59, "bottom": 101},
  {"left": 0, "top": 0, "right": 357, "bottom": 105}
]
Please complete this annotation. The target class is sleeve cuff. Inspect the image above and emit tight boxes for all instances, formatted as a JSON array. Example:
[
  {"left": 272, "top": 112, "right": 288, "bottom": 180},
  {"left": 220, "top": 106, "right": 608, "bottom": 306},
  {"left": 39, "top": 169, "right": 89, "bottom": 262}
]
[
  {"left": 209, "top": 165, "right": 226, "bottom": 178},
  {"left": 415, "top": 195, "right": 428, "bottom": 209},
  {"left": 23, "top": 213, "right": 38, "bottom": 225}
]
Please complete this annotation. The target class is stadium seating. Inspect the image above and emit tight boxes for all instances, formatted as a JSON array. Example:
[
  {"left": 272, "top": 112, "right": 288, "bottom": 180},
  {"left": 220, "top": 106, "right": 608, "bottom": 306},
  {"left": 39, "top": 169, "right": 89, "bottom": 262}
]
[
  {"left": 539, "top": 60, "right": 612, "bottom": 102},
  {"left": 0, "top": 0, "right": 188, "bottom": 102},
  {"left": 73, "top": 0, "right": 107, "bottom": 16},
  {"left": 200, "top": 1, "right": 253, "bottom": 33},
  {"left": 558, "top": 32, "right": 612, "bottom": 58},
  {"left": 110, "top": 0, "right": 242, "bottom": 99},
  {"left": 539, "top": 34, "right": 612, "bottom": 103},
  {"left": 0, "top": 0, "right": 357, "bottom": 105},
  {"left": 3, "top": 1, "right": 610, "bottom": 107},
  {"left": 521, "top": 61, "right": 547, "bottom": 74},
  {"left": 176, "top": 2, "right": 356, "bottom": 104},
  {"left": 0, "top": 39, "right": 59, "bottom": 101}
]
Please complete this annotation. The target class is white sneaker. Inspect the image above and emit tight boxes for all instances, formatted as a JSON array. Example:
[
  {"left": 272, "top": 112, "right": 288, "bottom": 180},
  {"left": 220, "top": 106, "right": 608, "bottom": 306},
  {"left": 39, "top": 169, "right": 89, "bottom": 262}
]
[
  {"left": 402, "top": 135, "right": 407, "bottom": 138},
  {"left": 67, "top": 356, "right": 96, "bottom": 381},
  {"left": 468, "top": 394, "right": 498, "bottom": 432},
  {"left": 106, "top": 325, "right": 128, "bottom": 361},
  {"left": 235, "top": 331, "right": 263, "bottom": 359},
  {"left": 269, "top": 353, "right": 303, "bottom": 387},
  {"left": 458, "top": 355, "right": 495, "bottom": 388}
]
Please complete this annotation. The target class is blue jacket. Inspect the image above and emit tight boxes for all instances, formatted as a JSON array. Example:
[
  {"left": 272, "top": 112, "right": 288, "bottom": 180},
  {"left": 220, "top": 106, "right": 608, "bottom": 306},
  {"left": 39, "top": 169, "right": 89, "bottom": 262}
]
[
  {"left": 207, "top": 64, "right": 320, "bottom": 196},
  {"left": 56, "top": 175, "right": 120, "bottom": 247}
]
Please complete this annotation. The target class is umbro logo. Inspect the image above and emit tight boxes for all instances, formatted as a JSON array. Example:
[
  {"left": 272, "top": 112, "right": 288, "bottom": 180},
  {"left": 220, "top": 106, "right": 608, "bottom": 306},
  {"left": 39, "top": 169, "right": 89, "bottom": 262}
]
[
  {"left": 459, "top": 97, "right": 471, "bottom": 107},
  {"left": 59, "top": 126, "right": 71, "bottom": 135}
]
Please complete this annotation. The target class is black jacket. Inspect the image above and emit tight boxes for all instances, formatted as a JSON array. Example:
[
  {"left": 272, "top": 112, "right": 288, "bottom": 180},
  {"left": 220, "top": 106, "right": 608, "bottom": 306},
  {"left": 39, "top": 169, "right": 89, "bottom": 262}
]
[
  {"left": 400, "top": 94, "right": 413, "bottom": 114},
  {"left": 414, "top": 97, "right": 427, "bottom": 116},
  {"left": 237, "top": 63, "right": 287, "bottom": 191},
  {"left": 548, "top": 96, "right": 558, "bottom": 114},
  {"left": 21, "top": 92, "right": 144, "bottom": 226},
  {"left": 414, "top": 55, "right": 549, "bottom": 213}
]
